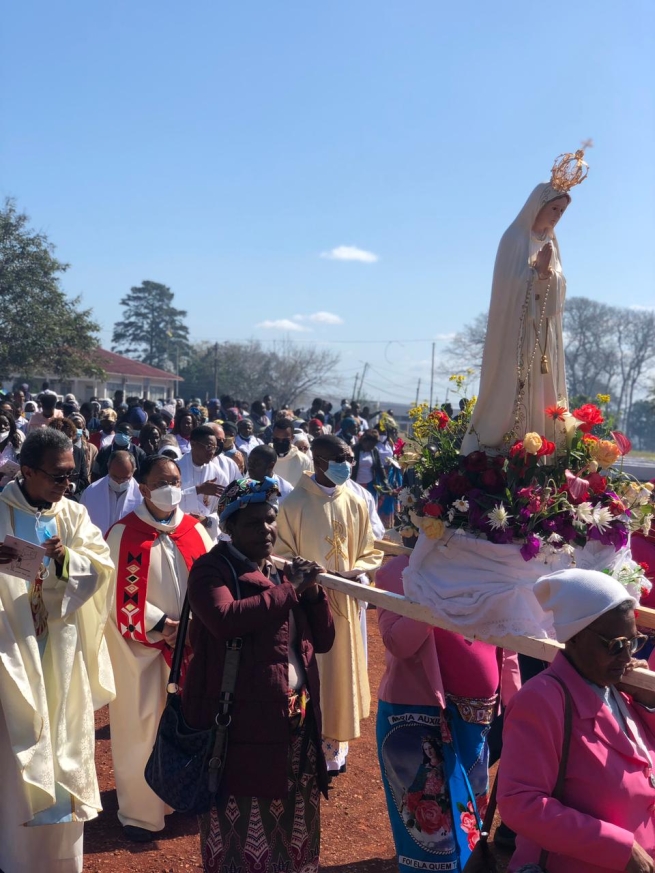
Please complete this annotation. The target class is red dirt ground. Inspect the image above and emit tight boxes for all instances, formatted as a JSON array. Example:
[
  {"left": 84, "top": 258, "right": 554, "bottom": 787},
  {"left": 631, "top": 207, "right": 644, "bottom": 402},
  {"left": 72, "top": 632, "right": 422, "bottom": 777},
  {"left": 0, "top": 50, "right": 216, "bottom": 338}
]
[{"left": 84, "top": 613, "right": 510, "bottom": 873}]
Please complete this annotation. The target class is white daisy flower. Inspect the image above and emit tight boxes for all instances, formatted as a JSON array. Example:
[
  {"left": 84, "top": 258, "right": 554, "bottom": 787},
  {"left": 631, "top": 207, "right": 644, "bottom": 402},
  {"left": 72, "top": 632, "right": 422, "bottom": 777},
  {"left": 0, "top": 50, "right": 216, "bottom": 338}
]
[
  {"left": 488, "top": 504, "right": 512, "bottom": 530},
  {"left": 453, "top": 498, "right": 469, "bottom": 513},
  {"left": 547, "top": 533, "right": 563, "bottom": 544},
  {"left": 398, "top": 488, "right": 415, "bottom": 507},
  {"left": 591, "top": 505, "right": 613, "bottom": 533},
  {"left": 573, "top": 502, "right": 594, "bottom": 524}
]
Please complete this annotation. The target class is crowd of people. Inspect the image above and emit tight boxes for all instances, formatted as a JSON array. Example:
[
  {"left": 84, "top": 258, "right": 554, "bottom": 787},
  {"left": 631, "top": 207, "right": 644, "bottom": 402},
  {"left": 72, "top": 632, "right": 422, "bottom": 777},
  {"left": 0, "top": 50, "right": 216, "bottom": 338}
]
[{"left": 0, "top": 382, "right": 654, "bottom": 873}]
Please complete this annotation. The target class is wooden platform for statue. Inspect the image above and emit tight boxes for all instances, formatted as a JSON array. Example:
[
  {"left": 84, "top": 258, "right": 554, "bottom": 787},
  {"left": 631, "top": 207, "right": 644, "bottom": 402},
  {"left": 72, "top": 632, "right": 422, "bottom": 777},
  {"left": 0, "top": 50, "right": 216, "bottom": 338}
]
[{"left": 273, "top": 539, "right": 655, "bottom": 693}]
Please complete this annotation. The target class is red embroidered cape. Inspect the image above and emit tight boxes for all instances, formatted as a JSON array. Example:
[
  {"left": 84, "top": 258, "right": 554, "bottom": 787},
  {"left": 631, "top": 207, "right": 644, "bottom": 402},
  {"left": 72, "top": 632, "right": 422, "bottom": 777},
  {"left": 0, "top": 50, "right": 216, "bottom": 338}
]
[{"left": 114, "top": 511, "right": 207, "bottom": 670}]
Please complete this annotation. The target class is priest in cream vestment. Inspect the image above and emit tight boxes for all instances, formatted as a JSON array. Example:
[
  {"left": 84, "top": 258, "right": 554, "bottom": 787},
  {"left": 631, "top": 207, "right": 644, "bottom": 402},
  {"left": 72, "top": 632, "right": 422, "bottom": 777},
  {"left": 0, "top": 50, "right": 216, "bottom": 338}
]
[
  {"left": 276, "top": 435, "right": 382, "bottom": 773},
  {"left": 105, "top": 455, "right": 212, "bottom": 840},
  {"left": 0, "top": 428, "right": 115, "bottom": 873}
]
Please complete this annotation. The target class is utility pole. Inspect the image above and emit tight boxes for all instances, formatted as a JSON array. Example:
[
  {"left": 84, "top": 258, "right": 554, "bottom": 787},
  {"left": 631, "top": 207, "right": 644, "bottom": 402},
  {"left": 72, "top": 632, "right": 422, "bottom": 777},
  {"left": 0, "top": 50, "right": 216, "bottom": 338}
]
[
  {"left": 352, "top": 372, "right": 360, "bottom": 403},
  {"left": 358, "top": 363, "right": 369, "bottom": 401},
  {"left": 429, "top": 342, "right": 435, "bottom": 409},
  {"left": 415, "top": 378, "right": 421, "bottom": 406},
  {"left": 213, "top": 342, "right": 219, "bottom": 399}
]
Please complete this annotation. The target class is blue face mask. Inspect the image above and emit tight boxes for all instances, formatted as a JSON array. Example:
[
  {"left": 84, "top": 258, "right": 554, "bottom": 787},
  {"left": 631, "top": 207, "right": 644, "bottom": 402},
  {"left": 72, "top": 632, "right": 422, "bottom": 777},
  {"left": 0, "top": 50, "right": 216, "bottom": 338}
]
[
  {"left": 325, "top": 459, "right": 351, "bottom": 486},
  {"left": 114, "top": 432, "right": 131, "bottom": 448},
  {"left": 76, "top": 428, "right": 83, "bottom": 438}
]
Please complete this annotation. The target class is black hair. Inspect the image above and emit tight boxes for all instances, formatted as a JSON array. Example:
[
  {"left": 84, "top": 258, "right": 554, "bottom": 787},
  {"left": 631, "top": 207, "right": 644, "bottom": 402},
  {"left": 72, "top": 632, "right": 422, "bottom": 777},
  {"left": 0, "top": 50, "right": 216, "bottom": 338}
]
[
  {"left": 190, "top": 425, "right": 217, "bottom": 442},
  {"left": 248, "top": 444, "right": 277, "bottom": 466},
  {"left": 20, "top": 428, "right": 72, "bottom": 469},
  {"left": 311, "top": 434, "right": 344, "bottom": 456},
  {"left": 173, "top": 408, "right": 198, "bottom": 434},
  {"left": 0, "top": 410, "right": 22, "bottom": 451},
  {"left": 273, "top": 417, "right": 294, "bottom": 433},
  {"left": 137, "top": 454, "right": 179, "bottom": 483}
]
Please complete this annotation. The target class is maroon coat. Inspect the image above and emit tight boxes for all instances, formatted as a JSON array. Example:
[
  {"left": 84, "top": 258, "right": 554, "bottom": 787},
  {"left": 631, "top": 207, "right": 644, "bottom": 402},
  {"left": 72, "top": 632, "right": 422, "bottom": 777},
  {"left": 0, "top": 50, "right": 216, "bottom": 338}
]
[{"left": 182, "top": 541, "right": 335, "bottom": 799}]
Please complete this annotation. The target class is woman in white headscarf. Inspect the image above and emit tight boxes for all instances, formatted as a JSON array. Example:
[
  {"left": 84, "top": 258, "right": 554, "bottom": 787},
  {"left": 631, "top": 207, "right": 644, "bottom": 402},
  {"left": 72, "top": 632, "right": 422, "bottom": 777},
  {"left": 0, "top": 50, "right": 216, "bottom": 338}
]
[
  {"left": 461, "top": 182, "right": 571, "bottom": 455},
  {"left": 498, "top": 569, "right": 655, "bottom": 873}
]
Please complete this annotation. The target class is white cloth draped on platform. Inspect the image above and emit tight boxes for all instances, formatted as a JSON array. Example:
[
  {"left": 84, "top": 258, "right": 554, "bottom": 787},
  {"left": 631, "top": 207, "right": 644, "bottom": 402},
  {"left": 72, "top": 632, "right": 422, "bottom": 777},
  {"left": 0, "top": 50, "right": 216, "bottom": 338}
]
[{"left": 402, "top": 528, "right": 631, "bottom": 640}]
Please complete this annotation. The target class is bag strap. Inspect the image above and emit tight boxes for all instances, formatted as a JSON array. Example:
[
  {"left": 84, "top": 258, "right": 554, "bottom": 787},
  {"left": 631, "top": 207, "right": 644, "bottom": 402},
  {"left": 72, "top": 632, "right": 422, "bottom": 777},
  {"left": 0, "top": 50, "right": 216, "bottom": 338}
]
[
  {"left": 537, "top": 673, "right": 574, "bottom": 870},
  {"left": 166, "top": 551, "right": 242, "bottom": 692}
]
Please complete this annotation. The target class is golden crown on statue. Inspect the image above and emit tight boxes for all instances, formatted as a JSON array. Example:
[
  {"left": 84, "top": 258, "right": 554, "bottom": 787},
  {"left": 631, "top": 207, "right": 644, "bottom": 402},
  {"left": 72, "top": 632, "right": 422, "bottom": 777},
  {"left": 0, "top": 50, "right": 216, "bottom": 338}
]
[{"left": 550, "top": 140, "right": 592, "bottom": 192}]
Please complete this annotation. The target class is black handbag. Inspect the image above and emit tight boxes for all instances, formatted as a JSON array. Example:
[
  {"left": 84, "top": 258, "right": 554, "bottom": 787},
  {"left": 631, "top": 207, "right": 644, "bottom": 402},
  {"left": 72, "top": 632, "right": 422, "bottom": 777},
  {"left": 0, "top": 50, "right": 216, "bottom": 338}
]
[
  {"left": 144, "top": 554, "right": 242, "bottom": 814},
  {"left": 463, "top": 674, "right": 573, "bottom": 873}
]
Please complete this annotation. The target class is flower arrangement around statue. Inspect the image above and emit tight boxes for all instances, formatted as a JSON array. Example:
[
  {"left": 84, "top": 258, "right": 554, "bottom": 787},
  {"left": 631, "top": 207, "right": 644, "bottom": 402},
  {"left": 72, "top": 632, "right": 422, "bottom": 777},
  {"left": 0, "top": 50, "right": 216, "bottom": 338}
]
[{"left": 396, "top": 391, "right": 654, "bottom": 598}]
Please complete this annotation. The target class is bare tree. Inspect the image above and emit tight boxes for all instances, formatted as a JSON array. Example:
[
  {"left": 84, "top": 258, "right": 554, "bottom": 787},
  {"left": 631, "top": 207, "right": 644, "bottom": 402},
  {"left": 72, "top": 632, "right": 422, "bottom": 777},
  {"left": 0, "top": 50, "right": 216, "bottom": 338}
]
[
  {"left": 180, "top": 340, "right": 340, "bottom": 405},
  {"left": 563, "top": 297, "right": 618, "bottom": 399},
  {"left": 439, "top": 312, "right": 487, "bottom": 375},
  {"left": 614, "top": 309, "right": 655, "bottom": 431}
]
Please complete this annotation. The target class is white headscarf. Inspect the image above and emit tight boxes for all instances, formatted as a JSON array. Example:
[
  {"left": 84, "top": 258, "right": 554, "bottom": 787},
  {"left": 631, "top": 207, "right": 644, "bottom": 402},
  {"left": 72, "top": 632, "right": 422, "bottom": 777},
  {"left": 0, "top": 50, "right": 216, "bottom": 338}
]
[
  {"left": 534, "top": 568, "right": 635, "bottom": 642},
  {"left": 461, "top": 183, "right": 571, "bottom": 454}
]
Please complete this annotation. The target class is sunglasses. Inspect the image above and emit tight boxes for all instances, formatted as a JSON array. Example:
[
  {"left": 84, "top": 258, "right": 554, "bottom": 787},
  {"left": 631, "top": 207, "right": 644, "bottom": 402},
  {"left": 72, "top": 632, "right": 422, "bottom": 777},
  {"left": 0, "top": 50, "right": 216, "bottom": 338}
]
[
  {"left": 588, "top": 629, "right": 648, "bottom": 657},
  {"left": 37, "top": 468, "right": 77, "bottom": 484}
]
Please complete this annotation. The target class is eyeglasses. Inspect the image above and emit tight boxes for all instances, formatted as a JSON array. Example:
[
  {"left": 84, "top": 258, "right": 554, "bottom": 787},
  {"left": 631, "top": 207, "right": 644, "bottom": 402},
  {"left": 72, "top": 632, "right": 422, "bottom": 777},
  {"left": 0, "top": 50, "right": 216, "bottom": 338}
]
[
  {"left": 37, "top": 468, "right": 77, "bottom": 484},
  {"left": 588, "top": 629, "right": 648, "bottom": 657},
  {"left": 315, "top": 454, "right": 350, "bottom": 464}
]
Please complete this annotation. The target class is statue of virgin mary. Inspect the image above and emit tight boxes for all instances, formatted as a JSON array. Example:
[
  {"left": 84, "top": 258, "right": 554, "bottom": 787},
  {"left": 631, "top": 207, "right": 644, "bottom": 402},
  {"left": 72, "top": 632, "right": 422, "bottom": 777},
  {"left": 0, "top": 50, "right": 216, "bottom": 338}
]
[{"left": 461, "top": 173, "right": 580, "bottom": 455}]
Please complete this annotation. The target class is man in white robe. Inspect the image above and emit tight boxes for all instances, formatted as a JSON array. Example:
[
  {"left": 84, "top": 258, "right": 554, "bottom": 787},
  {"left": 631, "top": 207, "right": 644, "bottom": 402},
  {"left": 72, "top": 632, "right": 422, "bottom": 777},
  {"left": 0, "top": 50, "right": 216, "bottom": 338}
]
[
  {"left": 272, "top": 417, "right": 313, "bottom": 486},
  {"left": 276, "top": 434, "right": 382, "bottom": 776},
  {"left": 0, "top": 428, "right": 115, "bottom": 873},
  {"left": 235, "top": 418, "right": 263, "bottom": 456},
  {"left": 81, "top": 450, "right": 142, "bottom": 536},
  {"left": 105, "top": 455, "right": 212, "bottom": 841},
  {"left": 178, "top": 425, "right": 239, "bottom": 540}
]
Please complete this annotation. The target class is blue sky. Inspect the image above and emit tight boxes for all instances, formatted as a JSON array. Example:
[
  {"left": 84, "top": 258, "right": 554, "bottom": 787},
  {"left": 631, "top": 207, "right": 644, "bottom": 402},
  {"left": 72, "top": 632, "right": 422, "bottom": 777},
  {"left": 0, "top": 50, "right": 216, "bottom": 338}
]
[{"left": 2, "top": 0, "right": 654, "bottom": 406}]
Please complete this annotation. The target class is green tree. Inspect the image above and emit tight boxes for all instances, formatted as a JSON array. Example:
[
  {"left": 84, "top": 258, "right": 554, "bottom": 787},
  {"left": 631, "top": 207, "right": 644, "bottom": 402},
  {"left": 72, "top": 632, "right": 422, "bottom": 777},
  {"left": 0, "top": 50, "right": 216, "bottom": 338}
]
[
  {"left": 0, "top": 198, "right": 103, "bottom": 381},
  {"left": 112, "top": 280, "right": 189, "bottom": 372}
]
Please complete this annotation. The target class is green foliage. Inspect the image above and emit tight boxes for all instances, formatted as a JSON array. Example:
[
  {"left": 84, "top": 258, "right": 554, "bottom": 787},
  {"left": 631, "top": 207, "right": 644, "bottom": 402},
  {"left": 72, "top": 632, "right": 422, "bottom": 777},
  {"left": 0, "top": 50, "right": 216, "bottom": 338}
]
[
  {"left": 112, "top": 280, "right": 189, "bottom": 372},
  {"left": 0, "top": 198, "right": 103, "bottom": 381}
]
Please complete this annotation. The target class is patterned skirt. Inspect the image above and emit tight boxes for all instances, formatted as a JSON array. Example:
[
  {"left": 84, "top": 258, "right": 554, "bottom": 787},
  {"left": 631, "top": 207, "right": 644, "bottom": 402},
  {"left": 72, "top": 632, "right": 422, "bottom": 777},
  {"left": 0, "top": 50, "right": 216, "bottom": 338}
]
[{"left": 198, "top": 720, "right": 321, "bottom": 873}]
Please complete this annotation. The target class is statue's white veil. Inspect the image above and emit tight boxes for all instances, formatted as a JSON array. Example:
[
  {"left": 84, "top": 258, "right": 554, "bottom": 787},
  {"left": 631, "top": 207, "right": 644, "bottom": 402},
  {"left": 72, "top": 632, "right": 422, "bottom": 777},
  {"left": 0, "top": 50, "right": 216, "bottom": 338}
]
[{"left": 461, "top": 183, "right": 570, "bottom": 454}]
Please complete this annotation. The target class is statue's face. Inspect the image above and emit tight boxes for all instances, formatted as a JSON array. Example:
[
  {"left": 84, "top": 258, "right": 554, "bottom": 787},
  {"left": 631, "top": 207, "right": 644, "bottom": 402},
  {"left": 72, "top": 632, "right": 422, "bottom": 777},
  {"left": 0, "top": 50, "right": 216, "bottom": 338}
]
[{"left": 532, "top": 196, "right": 569, "bottom": 234}]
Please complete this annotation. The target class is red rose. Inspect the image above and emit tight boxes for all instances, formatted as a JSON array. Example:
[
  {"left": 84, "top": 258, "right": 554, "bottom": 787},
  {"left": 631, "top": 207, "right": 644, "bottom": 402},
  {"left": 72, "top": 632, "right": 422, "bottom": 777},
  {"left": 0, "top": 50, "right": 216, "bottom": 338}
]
[
  {"left": 587, "top": 472, "right": 607, "bottom": 494},
  {"left": 415, "top": 800, "right": 445, "bottom": 835},
  {"left": 537, "top": 439, "right": 556, "bottom": 457},
  {"left": 509, "top": 441, "right": 524, "bottom": 458},
  {"left": 480, "top": 468, "right": 506, "bottom": 492},
  {"left": 406, "top": 791, "right": 422, "bottom": 814},
  {"left": 463, "top": 451, "right": 489, "bottom": 472},
  {"left": 572, "top": 403, "right": 604, "bottom": 434},
  {"left": 429, "top": 409, "right": 450, "bottom": 429},
  {"left": 424, "top": 502, "right": 444, "bottom": 518}
]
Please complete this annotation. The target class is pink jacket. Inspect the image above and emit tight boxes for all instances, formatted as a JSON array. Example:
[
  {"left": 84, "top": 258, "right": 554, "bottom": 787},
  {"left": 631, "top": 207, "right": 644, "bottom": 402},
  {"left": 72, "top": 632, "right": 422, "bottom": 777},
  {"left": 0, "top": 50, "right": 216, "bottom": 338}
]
[
  {"left": 376, "top": 555, "right": 520, "bottom": 707},
  {"left": 499, "top": 651, "right": 655, "bottom": 873}
]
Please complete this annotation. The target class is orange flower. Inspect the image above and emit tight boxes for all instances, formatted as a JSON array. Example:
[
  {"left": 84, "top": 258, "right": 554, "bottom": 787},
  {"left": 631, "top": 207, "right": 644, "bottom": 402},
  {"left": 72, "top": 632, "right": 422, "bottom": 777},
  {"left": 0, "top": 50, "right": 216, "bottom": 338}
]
[{"left": 546, "top": 404, "right": 567, "bottom": 421}]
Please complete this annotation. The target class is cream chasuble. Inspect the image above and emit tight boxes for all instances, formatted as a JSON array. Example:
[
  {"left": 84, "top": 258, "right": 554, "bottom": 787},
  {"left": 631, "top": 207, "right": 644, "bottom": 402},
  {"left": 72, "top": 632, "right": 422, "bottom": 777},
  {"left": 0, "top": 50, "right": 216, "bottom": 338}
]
[
  {"left": 0, "top": 480, "right": 115, "bottom": 873},
  {"left": 274, "top": 446, "right": 314, "bottom": 487},
  {"left": 105, "top": 504, "right": 212, "bottom": 832},
  {"left": 276, "top": 473, "right": 383, "bottom": 741}
]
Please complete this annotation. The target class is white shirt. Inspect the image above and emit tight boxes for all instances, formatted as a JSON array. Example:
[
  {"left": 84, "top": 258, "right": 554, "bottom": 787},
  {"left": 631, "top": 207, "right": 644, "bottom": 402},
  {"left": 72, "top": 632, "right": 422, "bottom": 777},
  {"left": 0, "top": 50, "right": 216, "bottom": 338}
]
[
  {"left": 272, "top": 474, "right": 294, "bottom": 503},
  {"left": 274, "top": 446, "right": 313, "bottom": 487},
  {"left": 346, "top": 478, "right": 386, "bottom": 538},
  {"left": 176, "top": 434, "right": 191, "bottom": 455},
  {"left": 356, "top": 451, "right": 374, "bottom": 485},
  {"left": 235, "top": 434, "right": 263, "bottom": 457},
  {"left": 178, "top": 454, "right": 231, "bottom": 517},
  {"left": 81, "top": 475, "right": 143, "bottom": 536},
  {"left": 377, "top": 439, "right": 394, "bottom": 467}
]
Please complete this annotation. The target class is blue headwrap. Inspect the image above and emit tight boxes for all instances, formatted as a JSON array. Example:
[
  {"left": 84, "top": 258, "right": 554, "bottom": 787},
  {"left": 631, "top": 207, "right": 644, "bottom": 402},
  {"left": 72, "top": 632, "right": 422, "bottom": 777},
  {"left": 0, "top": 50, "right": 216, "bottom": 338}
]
[{"left": 218, "top": 476, "right": 280, "bottom": 526}]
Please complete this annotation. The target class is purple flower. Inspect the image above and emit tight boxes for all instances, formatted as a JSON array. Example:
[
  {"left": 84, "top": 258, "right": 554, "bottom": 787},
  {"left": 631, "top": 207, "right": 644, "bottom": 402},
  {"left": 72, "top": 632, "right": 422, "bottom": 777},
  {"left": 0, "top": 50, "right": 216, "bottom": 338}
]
[
  {"left": 520, "top": 533, "right": 541, "bottom": 562},
  {"left": 518, "top": 507, "right": 532, "bottom": 524}
]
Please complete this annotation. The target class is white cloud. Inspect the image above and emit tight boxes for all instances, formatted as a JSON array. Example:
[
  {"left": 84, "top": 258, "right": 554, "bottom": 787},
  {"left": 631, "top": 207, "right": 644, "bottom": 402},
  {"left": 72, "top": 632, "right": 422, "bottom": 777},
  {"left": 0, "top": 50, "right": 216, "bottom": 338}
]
[
  {"left": 293, "top": 311, "right": 344, "bottom": 325},
  {"left": 630, "top": 304, "right": 655, "bottom": 312},
  {"left": 435, "top": 332, "right": 456, "bottom": 341},
  {"left": 320, "top": 245, "right": 379, "bottom": 263},
  {"left": 256, "top": 319, "right": 311, "bottom": 332}
]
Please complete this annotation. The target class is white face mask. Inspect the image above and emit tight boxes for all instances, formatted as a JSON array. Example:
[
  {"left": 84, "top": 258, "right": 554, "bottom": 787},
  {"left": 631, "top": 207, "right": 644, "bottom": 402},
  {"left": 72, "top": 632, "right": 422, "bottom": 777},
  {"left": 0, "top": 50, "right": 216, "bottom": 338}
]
[
  {"left": 148, "top": 484, "right": 182, "bottom": 511},
  {"left": 0, "top": 429, "right": 9, "bottom": 440},
  {"left": 108, "top": 477, "right": 131, "bottom": 494}
]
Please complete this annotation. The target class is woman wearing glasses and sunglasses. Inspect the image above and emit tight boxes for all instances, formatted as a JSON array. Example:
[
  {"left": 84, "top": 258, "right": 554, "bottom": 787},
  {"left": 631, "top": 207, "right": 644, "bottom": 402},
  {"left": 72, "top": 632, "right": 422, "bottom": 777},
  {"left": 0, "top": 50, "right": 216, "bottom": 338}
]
[{"left": 498, "top": 568, "right": 655, "bottom": 873}]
